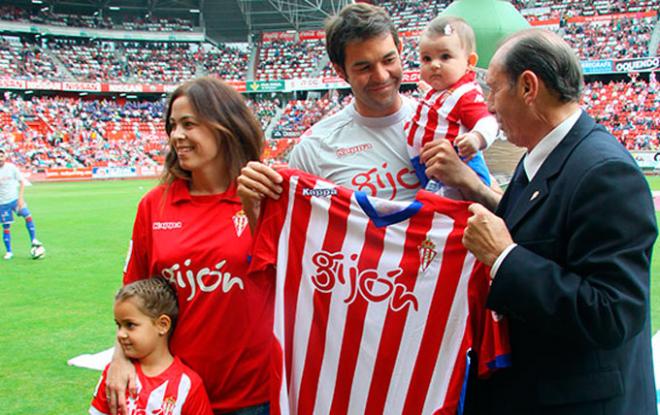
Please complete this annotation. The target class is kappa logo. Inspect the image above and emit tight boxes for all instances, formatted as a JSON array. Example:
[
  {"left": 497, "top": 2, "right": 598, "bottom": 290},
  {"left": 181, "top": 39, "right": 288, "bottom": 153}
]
[
  {"left": 152, "top": 221, "right": 182, "bottom": 230},
  {"left": 302, "top": 187, "right": 337, "bottom": 197},
  {"left": 335, "top": 143, "right": 373, "bottom": 158},
  {"left": 418, "top": 238, "right": 437, "bottom": 272}
]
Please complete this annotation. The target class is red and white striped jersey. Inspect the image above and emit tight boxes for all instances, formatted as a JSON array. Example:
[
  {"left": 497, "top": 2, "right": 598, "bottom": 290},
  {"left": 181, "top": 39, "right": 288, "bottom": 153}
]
[
  {"left": 90, "top": 357, "right": 213, "bottom": 415},
  {"left": 405, "top": 71, "right": 497, "bottom": 153},
  {"left": 250, "top": 169, "right": 511, "bottom": 415}
]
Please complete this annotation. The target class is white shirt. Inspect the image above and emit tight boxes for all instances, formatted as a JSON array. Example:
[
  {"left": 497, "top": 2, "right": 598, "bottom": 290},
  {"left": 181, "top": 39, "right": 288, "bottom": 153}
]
[
  {"left": 491, "top": 109, "right": 583, "bottom": 278},
  {"left": 0, "top": 162, "right": 23, "bottom": 204},
  {"left": 288, "top": 96, "right": 421, "bottom": 202}
]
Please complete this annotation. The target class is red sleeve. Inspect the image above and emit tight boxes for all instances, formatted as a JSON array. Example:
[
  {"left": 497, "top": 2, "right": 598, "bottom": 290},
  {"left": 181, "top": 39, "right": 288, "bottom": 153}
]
[
  {"left": 123, "top": 197, "right": 151, "bottom": 285},
  {"left": 181, "top": 376, "right": 213, "bottom": 415},
  {"left": 247, "top": 174, "right": 290, "bottom": 274},
  {"left": 89, "top": 365, "right": 111, "bottom": 415},
  {"left": 454, "top": 90, "right": 491, "bottom": 131},
  {"left": 469, "top": 262, "right": 511, "bottom": 378}
]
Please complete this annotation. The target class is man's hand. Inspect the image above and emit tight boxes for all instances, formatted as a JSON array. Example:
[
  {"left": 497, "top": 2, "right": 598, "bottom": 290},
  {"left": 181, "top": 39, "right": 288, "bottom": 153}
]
[
  {"left": 420, "top": 139, "right": 477, "bottom": 189},
  {"left": 106, "top": 352, "right": 137, "bottom": 415},
  {"left": 463, "top": 203, "right": 513, "bottom": 266},
  {"left": 236, "top": 161, "right": 284, "bottom": 232}
]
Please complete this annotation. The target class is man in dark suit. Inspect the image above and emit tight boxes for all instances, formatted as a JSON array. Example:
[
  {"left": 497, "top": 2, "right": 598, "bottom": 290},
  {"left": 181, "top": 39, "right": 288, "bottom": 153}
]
[{"left": 421, "top": 29, "right": 657, "bottom": 414}]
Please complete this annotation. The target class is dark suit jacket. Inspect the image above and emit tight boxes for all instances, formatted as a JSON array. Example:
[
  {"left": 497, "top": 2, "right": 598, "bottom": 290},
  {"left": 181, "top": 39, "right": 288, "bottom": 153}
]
[{"left": 478, "top": 112, "right": 658, "bottom": 415}]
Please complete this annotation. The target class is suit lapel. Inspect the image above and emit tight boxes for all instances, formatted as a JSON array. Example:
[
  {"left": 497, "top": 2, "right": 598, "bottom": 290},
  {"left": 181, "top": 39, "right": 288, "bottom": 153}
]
[{"left": 503, "top": 112, "right": 596, "bottom": 231}]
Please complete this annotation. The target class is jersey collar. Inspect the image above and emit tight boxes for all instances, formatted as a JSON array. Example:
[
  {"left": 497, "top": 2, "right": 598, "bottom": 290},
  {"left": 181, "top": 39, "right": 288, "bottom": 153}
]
[
  {"left": 355, "top": 191, "right": 422, "bottom": 227},
  {"left": 169, "top": 178, "right": 240, "bottom": 204}
]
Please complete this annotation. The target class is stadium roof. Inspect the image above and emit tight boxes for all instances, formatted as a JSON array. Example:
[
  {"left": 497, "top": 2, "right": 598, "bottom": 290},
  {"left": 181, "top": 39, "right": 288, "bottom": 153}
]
[
  {"left": 206, "top": 0, "right": 351, "bottom": 42},
  {"left": 1, "top": 0, "right": 352, "bottom": 42}
]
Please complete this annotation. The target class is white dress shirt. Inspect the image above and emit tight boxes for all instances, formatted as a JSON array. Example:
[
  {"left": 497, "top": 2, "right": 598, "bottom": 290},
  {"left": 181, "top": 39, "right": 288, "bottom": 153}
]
[{"left": 490, "top": 109, "right": 583, "bottom": 278}]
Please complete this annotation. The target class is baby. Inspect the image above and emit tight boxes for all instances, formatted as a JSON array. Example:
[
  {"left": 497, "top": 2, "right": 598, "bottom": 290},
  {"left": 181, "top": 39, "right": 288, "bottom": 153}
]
[{"left": 405, "top": 15, "right": 498, "bottom": 199}]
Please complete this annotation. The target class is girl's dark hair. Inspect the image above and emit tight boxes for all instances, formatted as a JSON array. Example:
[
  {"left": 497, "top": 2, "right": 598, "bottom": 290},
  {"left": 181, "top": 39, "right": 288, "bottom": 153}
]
[{"left": 116, "top": 277, "right": 178, "bottom": 335}]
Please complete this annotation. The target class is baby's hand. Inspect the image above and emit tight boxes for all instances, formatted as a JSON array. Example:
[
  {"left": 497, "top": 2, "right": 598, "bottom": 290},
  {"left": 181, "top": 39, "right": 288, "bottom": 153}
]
[
  {"left": 417, "top": 80, "right": 432, "bottom": 95},
  {"left": 455, "top": 132, "right": 484, "bottom": 160}
]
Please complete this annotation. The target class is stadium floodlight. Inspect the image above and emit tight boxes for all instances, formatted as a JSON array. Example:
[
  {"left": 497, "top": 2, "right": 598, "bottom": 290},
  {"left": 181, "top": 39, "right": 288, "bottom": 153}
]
[
  {"left": 126, "top": 95, "right": 138, "bottom": 99},
  {"left": 79, "top": 92, "right": 88, "bottom": 96},
  {"left": 31, "top": 0, "right": 43, "bottom": 4},
  {"left": 109, "top": 6, "right": 120, "bottom": 11},
  {"left": 190, "top": 9, "right": 200, "bottom": 13},
  {"left": 40, "top": 6, "right": 48, "bottom": 11},
  {"left": 25, "top": 90, "right": 33, "bottom": 94}
]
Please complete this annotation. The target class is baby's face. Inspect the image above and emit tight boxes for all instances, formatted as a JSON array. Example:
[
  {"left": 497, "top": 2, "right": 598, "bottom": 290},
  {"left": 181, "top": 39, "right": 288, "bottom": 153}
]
[{"left": 419, "top": 32, "right": 474, "bottom": 92}]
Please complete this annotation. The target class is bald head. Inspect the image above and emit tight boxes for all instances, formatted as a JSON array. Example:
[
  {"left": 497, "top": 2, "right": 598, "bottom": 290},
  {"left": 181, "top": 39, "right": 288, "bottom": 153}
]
[{"left": 492, "top": 29, "right": 583, "bottom": 103}]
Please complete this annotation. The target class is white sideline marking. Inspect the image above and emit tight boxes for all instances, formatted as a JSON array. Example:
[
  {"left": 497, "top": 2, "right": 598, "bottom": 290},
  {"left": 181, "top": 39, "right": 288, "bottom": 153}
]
[{"left": 67, "top": 347, "right": 114, "bottom": 371}]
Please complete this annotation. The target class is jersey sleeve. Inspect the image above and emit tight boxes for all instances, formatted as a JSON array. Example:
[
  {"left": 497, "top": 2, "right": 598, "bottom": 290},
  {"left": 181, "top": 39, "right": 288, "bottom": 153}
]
[
  {"left": 454, "top": 91, "right": 498, "bottom": 147},
  {"left": 123, "top": 197, "right": 152, "bottom": 284},
  {"left": 181, "top": 376, "right": 214, "bottom": 415},
  {"left": 248, "top": 173, "right": 291, "bottom": 274},
  {"left": 468, "top": 261, "right": 511, "bottom": 378},
  {"left": 89, "top": 365, "right": 111, "bottom": 415}
]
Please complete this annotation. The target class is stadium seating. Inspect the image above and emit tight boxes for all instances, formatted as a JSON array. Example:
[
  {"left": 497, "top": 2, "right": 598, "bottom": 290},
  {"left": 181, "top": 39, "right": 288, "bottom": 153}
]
[
  {"left": 0, "top": 35, "right": 62, "bottom": 80},
  {"left": 582, "top": 77, "right": 660, "bottom": 150},
  {"left": 0, "top": 5, "right": 194, "bottom": 32},
  {"left": 560, "top": 16, "right": 655, "bottom": 60},
  {"left": 256, "top": 39, "right": 327, "bottom": 80}
]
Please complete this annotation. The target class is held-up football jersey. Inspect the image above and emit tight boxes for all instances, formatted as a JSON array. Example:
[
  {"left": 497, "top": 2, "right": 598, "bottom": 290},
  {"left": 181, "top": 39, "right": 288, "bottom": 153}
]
[
  {"left": 249, "top": 169, "right": 511, "bottom": 415},
  {"left": 90, "top": 357, "right": 213, "bottom": 415}
]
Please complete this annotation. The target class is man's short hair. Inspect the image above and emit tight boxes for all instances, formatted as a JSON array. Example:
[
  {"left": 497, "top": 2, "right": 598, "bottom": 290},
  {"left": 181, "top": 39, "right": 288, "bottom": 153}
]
[
  {"left": 499, "top": 29, "right": 583, "bottom": 102},
  {"left": 424, "top": 16, "right": 476, "bottom": 55},
  {"left": 325, "top": 3, "right": 400, "bottom": 71}
]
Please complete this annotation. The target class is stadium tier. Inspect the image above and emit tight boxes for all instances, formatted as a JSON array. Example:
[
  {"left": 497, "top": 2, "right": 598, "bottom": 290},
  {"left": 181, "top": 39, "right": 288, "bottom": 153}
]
[{"left": 0, "top": 0, "right": 659, "bottom": 174}]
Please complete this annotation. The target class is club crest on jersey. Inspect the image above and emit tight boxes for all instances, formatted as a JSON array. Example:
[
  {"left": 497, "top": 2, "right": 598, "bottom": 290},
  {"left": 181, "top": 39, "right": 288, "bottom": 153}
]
[
  {"left": 232, "top": 209, "right": 248, "bottom": 237},
  {"left": 418, "top": 238, "right": 437, "bottom": 272},
  {"left": 302, "top": 187, "right": 337, "bottom": 197}
]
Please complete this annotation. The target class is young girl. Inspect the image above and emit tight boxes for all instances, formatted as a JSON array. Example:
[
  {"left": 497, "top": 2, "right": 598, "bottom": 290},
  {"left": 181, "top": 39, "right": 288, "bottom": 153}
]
[{"left": 90, "top": 277, "right": 213, "bottom": 415}]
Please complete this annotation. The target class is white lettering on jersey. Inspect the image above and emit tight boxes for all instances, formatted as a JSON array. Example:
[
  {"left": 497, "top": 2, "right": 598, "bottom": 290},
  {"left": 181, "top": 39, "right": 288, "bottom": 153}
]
[
  {"left": 152, "top": 221, "right": 183, "bottom": 230},
  {"left": 161, "top": 259, "right": 244, "bottom": 301},
  {"left": 310, "top": 250, "right": 419, "bottom": 312},
  {"left": 302, "top": 188, "right": 338, "bottom": 197}
]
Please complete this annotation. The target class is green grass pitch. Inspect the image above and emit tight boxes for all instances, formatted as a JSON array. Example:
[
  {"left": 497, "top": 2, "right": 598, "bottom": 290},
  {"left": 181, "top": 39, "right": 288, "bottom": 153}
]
[{"left": 1, "top": 177, "right": 660, "bottom": 413}]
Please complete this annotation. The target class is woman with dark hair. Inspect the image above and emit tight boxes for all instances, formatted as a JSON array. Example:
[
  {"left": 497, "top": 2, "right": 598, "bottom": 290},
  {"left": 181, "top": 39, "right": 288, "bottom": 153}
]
[{"left": 106, "top": 76, "right": 272, "bottom": 415}]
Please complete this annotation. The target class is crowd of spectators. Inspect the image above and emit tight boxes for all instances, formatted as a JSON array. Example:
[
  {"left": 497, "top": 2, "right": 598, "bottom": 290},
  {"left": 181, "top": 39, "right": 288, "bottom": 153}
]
[
  {"left": 521, "top": 0, "right": 659, "bottom": 22},
  {"left": 582, "top": 75, "right": 660, "bottom": 150},
  {"left": 203, "top": 44, "right": 249, "bottom": 81},
  {"left": 560, "top": 16, "right": 655, "bottom": 60},
  {"left": 246, "top": 97, "right": 281, "bottom": 131},
  {"left": 0, "top": 35, "right": 62, "bottom": 81},
  {"left": 256, "top": 39, "right": 327, "bottom": 80},
  {"left": 0, "top": 5, "right": 194, "bottom": 32},
  {"left": 375, "top": 0, "right": 449, "bottom": 31},
  {"left": 270, "top": 93, "right": 351, "bottom": 138},
  {"left": 1, "top": 74, "right": 660, "bottom": 173}
]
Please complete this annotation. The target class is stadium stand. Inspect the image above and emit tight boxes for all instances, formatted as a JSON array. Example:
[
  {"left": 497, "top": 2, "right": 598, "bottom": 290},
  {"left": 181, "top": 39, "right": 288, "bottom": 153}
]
[
  {"left": 560, "top": 16, "right": 656, "bottom": 60},
  {"left": 0, "top": 0, "right": 659, "bottom": 173},
  {"left": 256, "top": 38, "right": 327, "bottom": 80},
  {"left": 0, "top": 35, "right": 63, "bottom": 81},
  {"left": 0, "top": 5, "right": 195, "bottom": 32}
]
